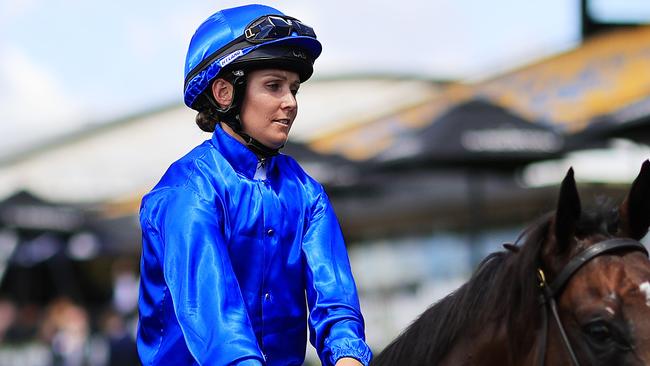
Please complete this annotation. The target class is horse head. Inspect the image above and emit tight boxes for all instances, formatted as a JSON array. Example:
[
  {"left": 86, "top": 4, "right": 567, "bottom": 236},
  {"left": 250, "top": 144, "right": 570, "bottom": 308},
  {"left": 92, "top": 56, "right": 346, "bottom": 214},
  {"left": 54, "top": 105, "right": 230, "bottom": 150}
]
[
  {"left": 371, "top": 161, "right": 650, "bottom": 366},
  {"left": 540, "top": 160, "right": 650, "bottom": 365}
]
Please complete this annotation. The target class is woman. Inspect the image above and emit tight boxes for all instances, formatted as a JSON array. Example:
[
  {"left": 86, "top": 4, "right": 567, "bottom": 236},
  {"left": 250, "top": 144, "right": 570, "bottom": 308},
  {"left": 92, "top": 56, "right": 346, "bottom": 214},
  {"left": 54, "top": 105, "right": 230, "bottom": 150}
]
[{"left": 137, "top": 4, "right": 372, "bottom": 366}]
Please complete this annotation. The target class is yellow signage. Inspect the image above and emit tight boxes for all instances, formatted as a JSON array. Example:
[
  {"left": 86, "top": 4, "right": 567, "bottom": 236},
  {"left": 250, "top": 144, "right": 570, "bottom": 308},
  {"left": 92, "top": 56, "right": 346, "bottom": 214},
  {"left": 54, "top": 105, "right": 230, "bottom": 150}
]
[{"left": 472, "top": 26, "right": 650, "bottom": 132}]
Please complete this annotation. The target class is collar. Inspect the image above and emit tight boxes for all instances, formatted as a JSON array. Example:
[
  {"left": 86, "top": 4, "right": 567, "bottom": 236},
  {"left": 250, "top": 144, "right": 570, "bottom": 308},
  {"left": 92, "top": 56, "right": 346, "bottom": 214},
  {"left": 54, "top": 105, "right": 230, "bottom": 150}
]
[{"left": 211, "top": 124, "right": 276, "bottom": 180}]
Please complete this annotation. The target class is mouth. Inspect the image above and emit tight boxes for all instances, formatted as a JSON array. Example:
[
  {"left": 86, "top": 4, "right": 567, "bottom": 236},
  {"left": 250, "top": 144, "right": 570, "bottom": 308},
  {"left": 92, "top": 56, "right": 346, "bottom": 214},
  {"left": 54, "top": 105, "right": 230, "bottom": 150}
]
[{"left": 273, "top": 119, "right": 291, "bottom": 127}]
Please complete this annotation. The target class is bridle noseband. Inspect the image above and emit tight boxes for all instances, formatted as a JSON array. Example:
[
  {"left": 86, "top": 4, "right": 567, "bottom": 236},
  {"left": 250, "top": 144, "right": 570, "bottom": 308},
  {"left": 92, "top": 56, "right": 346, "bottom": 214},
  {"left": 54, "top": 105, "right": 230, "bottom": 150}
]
[{"left": 536, "top": 238, "right": 649, "bottom": 366}]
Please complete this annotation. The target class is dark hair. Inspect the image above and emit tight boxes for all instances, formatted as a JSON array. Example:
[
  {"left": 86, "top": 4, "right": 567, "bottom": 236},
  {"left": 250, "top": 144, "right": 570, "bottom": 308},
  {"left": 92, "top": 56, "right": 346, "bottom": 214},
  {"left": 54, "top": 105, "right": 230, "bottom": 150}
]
[{"left": 195, "top": 109, "right": 218, "bottom": 132}]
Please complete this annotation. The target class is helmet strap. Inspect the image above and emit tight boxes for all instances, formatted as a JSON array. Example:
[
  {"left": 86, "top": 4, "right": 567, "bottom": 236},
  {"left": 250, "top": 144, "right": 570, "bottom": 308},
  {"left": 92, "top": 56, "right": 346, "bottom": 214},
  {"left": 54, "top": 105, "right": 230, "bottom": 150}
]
[
  {"left": 233, "top": 117, "right": 282, "bottom": 157},
  {"left": 209, "top": 70, "right": 281, "bottom": 157}
]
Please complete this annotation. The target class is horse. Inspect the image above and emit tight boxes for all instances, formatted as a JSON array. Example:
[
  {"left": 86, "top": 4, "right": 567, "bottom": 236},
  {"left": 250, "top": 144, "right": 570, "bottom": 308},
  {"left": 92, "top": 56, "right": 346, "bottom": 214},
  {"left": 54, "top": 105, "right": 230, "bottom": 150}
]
[{"left": 371, "top": 161, "right": 650, "bottom": 366}]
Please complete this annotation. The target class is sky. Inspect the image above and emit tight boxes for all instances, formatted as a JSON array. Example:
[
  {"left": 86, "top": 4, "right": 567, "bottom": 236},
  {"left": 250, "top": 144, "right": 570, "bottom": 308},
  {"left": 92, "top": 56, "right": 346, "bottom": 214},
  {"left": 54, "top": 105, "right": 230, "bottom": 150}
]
[{"left": 0, "top": 0, "right": 583, "bottom": 158}]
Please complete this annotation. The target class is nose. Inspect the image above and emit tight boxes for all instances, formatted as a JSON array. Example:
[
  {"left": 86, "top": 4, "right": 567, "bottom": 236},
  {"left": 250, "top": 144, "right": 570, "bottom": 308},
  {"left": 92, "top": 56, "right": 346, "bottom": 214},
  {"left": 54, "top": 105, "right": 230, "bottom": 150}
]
[{"left": 280, "top": 90, "right": 297, "bottom": 111}]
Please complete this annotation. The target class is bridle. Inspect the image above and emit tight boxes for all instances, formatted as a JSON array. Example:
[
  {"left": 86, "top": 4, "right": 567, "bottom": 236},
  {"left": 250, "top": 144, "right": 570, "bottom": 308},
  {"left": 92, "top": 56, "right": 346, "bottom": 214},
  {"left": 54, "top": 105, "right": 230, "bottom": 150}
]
[{"left": 535, "top": 238, "right": 649, "bottom": 366}]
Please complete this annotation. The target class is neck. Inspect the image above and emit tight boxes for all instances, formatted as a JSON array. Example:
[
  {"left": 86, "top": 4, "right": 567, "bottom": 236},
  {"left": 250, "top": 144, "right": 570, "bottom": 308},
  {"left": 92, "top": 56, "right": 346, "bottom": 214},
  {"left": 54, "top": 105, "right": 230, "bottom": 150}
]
[
  {"left": 219, "top": 122, "right": 281, "bottom": 158},
  {"left": 438, "top": 324, "right": 513, "bottom": 366},
  {"left": 220, "top": 122, "right": 248, "bottom": 146}
]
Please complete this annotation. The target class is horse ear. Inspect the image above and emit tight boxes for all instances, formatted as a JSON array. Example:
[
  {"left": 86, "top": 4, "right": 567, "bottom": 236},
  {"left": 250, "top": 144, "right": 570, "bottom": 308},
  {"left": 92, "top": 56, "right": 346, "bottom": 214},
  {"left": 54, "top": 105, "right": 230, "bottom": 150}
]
[
  {"left": 618, "top": 160, "right": 650, "bottom": 240},
  {"left": 554, "top": 168, "right": 581, "bottom": 252}
]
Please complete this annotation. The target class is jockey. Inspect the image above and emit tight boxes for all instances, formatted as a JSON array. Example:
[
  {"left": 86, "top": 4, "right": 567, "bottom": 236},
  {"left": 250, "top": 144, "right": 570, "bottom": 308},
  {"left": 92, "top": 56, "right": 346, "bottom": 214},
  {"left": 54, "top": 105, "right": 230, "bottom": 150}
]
[{"left": 137, "top": 4, "right": 372, "bottom": 366}]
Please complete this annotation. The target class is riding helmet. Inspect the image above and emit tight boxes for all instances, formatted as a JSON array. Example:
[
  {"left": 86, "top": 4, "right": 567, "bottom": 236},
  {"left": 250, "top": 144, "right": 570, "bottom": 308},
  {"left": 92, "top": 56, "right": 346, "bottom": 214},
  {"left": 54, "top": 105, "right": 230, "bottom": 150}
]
[{"left": 183, "top": 4, "right": 322, "bottom": 110}]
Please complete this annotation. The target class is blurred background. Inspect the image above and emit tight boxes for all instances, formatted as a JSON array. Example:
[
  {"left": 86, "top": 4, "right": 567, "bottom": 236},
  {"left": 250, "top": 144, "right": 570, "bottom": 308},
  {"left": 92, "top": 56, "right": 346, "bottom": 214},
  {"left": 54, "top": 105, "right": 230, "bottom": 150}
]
[{"left": 2, "top": 0, "right": 650, "bottom": 364}]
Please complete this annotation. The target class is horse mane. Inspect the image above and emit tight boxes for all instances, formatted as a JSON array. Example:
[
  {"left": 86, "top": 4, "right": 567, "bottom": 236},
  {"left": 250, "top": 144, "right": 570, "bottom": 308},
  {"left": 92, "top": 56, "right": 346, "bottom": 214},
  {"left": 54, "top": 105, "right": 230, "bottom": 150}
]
[{"left": 371, "top": 199, "right": 620, "bottom": 366}]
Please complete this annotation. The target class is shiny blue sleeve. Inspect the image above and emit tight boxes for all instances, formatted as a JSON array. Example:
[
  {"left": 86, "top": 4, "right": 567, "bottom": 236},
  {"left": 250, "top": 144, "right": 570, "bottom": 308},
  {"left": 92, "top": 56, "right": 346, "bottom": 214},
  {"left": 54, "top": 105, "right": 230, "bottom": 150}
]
[
  {"left": 302, "top": 192, "right": 373, "bottom": 366},
  {"left": 146, "top": 187, "right": 264, "bottom": 365}
]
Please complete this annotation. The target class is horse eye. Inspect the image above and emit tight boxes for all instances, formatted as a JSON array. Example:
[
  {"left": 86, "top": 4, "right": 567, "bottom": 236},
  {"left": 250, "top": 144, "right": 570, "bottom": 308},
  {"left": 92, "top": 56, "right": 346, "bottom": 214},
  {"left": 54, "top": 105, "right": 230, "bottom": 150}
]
[{"left": 584, "top": 321, "right": 612, "bottom": 342}]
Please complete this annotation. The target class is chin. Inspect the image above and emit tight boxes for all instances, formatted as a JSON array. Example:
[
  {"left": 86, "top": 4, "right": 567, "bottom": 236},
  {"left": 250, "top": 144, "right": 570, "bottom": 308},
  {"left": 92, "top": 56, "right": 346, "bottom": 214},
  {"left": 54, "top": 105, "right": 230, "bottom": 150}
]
[
  {"left": 270, "top": 140, "right": 287, "bottom": 149},
  {"left": 268, "top": 136, "right": 289, "bottom": 149}
]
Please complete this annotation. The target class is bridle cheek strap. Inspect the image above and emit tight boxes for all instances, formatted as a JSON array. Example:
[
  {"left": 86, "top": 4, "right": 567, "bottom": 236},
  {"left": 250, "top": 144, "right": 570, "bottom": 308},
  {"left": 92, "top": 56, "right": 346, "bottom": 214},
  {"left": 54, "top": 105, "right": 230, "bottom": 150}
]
[
  {"left": 537, "top": 273, "right": 581, "bottom": 366},
  {"left": 537, "top": 269, "right": 581, "bottom": 366},
  {"left": 536, "top": 238, "right": 649, "bottom": 366}
]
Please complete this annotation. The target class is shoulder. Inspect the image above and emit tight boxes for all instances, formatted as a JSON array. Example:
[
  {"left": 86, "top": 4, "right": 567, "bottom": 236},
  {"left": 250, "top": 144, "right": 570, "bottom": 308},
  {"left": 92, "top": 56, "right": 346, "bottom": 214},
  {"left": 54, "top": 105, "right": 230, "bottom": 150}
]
[
  {"left": 157, "top": 141, "right": 218, "bottom": 187},
  {"left": 149, "top": 138, "right": 237, "bottom": 197},
  {"left": 140, "top": 184, "right": 216, "bottom": 228},
  {"left": 141, "top": 141, "right": 227, "bottom": 224}
]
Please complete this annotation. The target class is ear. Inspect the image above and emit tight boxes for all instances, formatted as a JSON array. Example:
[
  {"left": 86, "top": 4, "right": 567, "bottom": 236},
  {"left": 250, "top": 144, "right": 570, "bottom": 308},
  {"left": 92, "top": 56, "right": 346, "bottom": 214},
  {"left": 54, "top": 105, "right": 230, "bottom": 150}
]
[
  {"left": 553, "top": 168, "right": 581, "bottom": 252},
  {"left": 211, "top": 78, "right": 234, "bottom": 109},
  {"left": 618, "top": 160, "right": 650, "bottom": 240}
]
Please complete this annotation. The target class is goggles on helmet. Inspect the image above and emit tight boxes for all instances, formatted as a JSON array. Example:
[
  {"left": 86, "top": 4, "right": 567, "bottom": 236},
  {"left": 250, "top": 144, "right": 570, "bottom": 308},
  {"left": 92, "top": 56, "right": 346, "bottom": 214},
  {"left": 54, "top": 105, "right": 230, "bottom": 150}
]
[{"left": 244, "top": 15, "right": 316, "bottom": 44}]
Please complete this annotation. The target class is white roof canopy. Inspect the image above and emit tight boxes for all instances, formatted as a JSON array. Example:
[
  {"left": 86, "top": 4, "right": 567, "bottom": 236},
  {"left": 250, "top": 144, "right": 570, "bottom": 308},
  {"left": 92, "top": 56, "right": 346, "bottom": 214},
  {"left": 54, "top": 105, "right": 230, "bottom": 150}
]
[{"left": 0, "top": 78, "right": 440, "bottom": 204}]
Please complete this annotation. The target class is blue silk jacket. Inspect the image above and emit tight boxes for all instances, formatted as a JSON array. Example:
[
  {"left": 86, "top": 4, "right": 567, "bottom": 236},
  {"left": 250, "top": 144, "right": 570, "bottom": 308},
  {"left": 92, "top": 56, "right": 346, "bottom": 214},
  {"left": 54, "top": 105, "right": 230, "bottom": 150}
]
[{"left": 137, "top": 125, "right": 372, "bottom": 365}]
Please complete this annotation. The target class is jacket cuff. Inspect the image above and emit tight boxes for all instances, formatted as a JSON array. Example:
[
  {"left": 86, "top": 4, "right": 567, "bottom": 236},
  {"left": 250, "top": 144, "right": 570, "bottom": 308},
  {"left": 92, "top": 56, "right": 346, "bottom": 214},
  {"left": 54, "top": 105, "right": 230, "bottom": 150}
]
[{"left": 329, "top": 339, "right": 372, "bottom": 366}]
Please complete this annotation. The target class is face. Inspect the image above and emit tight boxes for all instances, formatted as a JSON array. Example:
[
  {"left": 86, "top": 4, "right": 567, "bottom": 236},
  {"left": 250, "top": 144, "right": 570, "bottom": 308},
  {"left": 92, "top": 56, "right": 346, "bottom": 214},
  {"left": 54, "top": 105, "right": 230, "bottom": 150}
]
[
  {"left": 540, "top": 163, "right": 650, "bottom": 365},
  {"left": 552, "top": 253, "right": 650, "bottom": 366},
  {"left": 239, "top": 69, "right": 300, "bottom": 149}
]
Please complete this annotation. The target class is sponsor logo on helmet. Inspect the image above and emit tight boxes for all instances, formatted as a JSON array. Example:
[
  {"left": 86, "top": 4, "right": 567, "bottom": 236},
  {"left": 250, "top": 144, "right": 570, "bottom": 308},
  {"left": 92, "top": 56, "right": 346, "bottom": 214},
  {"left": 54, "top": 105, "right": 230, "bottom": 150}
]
[
  {"left": 292, "top": 50, "right": 306, "bottom": 60},
  {"left": 219, "top": 50, "right": 244, "bottom": 67}
]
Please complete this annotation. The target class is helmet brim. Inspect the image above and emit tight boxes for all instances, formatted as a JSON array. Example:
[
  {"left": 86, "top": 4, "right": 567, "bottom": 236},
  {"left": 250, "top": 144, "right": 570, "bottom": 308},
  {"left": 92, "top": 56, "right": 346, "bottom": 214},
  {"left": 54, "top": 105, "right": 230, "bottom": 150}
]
[
  {"left": 227, "top": 41, "right": 318, "bottom": 82},
  {"left": 257, "top": 35, "right": 322, "bottom": 60}
]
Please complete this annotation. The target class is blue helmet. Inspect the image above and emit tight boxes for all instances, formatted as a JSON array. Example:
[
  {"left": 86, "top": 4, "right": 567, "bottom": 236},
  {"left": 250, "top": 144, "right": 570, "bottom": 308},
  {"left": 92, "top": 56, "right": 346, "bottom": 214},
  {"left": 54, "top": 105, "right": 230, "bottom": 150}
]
[{"left": 183, "top": 4, "right": 322, "bottom": 110}]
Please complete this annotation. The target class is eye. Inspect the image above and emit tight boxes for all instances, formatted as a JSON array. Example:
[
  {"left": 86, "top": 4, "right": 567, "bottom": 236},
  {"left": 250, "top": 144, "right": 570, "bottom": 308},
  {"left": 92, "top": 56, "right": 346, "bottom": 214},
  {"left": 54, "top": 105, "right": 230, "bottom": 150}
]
[
  {"left": 266, "top": 83, "right": 280, "bottom": 91},
  {"left": 582, "top": 319, "right": 633, "bottom": 356},
  {"left": 584, "top": 321, "right": 613, "bottom": 343},
  {"left": 291, "top": 88, "right": 299, "bottom": 96}
]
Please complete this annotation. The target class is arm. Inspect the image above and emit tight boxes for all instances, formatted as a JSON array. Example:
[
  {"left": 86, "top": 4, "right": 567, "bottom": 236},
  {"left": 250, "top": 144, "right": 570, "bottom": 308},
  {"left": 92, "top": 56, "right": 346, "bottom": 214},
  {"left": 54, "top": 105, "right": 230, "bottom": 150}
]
[
  {"left": 149, "top": 188, "right": 264, "bottom": 365},
  {"left": 302, "top": 192, "right": 372, "bottom": 366}
]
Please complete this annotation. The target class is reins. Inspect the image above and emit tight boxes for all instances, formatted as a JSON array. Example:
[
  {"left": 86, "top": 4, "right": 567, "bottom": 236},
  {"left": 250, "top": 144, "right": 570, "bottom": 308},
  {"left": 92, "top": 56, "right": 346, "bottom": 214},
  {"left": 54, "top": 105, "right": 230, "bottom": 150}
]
[{"left": 535, "top": 238, "right": 649, "bottom": 366}]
